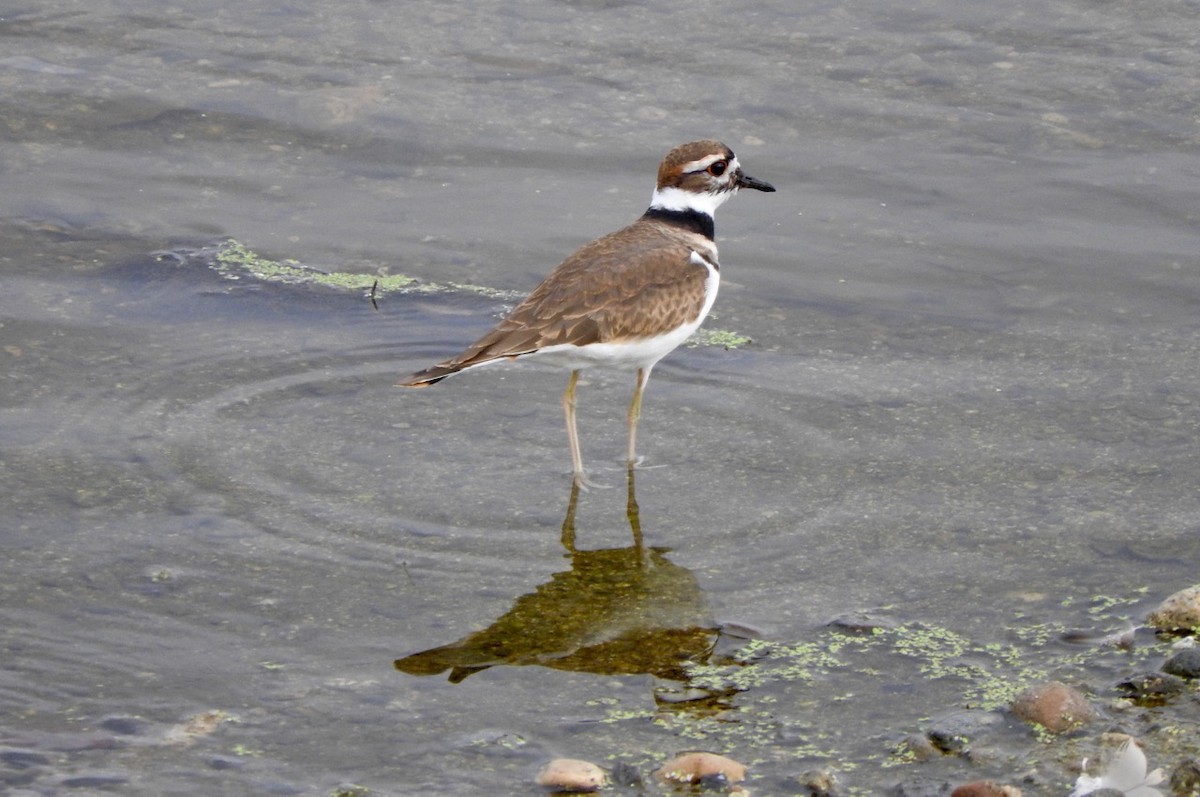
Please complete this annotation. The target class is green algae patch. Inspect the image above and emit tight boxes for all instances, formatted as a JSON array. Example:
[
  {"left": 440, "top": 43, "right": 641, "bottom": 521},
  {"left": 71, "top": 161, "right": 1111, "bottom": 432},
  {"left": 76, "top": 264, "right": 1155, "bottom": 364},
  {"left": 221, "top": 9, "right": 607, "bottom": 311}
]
[
  {"left": 212, "top": 240, "right": 416, "bottom": 292},
  {"left": 689, "top": 328, "right": 752, "bottom": 349},
  {"left": 203, "top": 239, "right": 511, "bottom": 299}
]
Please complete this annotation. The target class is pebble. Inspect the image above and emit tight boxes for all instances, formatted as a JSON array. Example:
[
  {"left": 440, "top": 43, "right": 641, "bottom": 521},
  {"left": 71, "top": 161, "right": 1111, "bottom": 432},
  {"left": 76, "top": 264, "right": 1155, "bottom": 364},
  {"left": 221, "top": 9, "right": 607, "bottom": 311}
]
[
  {"left": 1117, "top": 671, "right": 1187, "bottom": 705},
  {"left": 162, "top": 709, "right": 229, "bottom": 746},
  {"left": 951, "top": 781, "right": 1023, "bottom": 797},
  {"left": 97, "top": 716, "right": 150, "bottom": 736},
  {"left": 331, "top": 785, "right": 371, "bottom": 797},
  {"left": 826, "top": 610, "right": 896, "bottom": 634},
  {"left": 655, "top": 752, "right": 746, "bottom": 786},
  {"left": 926, "top": 709, "right": 1005, "bottom": 755},
  {"left": 0, "top": 749, "right": 50, "bottom": 769},
  {"left": 56, "top": 773, "right": 130, "bottom": 788},
  {"left": 608, "top": 762, "right": 643, "bottom": 789},
  {"left": 1162, "top": 647, "right": 1200, "bottom": 679},
  {"left": 1171, "top": 757, "right": 1200, "bottom": 795},
  {"left": 893, "top": 776, "right": 953, "bottom": 797},
  {"left": 536, "top": 758, "right": 607, "bottom": 792},
  {"left": 1010, "top": 682, "right": 1096, "bottom": 733},
  {"left": 898, "top": 733, "right": 938, "bottom": 762},
  {"left": 1146, "top": 584, "right": 1200, "bottom": 632},
  {"left": 928, "top": 728, "right": 969, "bottom": 755},
  {"left": 792, "top": 767, "right": 837, "bottom": 795}
]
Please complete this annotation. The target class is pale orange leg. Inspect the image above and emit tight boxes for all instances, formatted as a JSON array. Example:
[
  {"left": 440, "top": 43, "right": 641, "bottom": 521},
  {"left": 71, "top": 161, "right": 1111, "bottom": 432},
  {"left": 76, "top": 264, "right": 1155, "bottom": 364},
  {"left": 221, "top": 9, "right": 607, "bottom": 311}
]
[
  {"left": 626, "top": 367, "right": 648, "bottom": 466},
  {"left": 562, "top": 370, "right": 585, "bottom": 484}
]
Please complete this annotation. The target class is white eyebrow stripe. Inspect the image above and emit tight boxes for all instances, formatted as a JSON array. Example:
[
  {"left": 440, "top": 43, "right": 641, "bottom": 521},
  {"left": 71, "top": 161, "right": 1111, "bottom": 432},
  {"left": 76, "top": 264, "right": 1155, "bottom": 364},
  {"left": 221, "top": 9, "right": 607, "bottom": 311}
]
[{"left": 679, "top": 153, "right": 734, "bottom": 173}]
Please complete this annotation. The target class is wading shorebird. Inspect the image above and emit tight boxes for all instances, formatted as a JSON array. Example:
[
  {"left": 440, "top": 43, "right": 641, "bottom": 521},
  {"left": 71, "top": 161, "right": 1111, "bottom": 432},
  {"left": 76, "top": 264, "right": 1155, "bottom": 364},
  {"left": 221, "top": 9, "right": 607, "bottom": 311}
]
[{"left": 399, "top": 140, "right": 775, "bottom": 485}]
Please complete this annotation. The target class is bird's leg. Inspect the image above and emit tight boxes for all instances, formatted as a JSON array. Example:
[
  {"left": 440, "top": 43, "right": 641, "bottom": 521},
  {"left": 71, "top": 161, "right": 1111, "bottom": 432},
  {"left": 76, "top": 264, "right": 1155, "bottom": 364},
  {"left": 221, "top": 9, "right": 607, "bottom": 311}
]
[
  {"left": 560, "top": 479, "right": 581, "bottom": 552},
  {"left": 562, "top": 370, "right": 586, "bottom": 486},
  {"left": 625, "top": 462, "right": 643, "bottom": 550},
  {"left": 626, "top": 367, "right": 648, "bottom": 467}
]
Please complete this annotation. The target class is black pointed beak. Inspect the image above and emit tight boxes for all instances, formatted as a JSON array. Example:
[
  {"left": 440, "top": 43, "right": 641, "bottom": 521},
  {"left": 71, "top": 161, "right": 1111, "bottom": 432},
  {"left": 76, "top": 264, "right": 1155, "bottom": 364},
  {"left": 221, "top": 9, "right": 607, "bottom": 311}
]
[{"left": 737, "top": 172, "right": 775, "bottom": 192}]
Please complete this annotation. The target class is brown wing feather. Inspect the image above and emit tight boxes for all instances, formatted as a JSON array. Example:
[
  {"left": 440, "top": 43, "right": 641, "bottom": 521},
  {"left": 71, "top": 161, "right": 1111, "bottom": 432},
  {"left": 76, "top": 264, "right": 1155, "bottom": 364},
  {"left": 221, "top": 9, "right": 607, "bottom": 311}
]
[{"left": 399, "top": 219, "right": 712, "bottom": 386}]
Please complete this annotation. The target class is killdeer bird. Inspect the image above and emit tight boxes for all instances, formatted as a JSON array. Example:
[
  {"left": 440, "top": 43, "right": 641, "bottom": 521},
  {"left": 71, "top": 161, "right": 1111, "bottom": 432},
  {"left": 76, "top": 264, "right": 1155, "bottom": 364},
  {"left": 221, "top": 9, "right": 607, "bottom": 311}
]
[{"left": 400, "top": 140, "right": 775, "bottom": 485}]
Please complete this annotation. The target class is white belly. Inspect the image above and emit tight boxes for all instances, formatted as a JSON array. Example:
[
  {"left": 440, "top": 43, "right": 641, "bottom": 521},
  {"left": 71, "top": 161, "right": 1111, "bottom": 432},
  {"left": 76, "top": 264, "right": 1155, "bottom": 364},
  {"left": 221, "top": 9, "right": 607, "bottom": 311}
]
[{"left": 526, "top": 253, "right": 720, "bottom": 372}]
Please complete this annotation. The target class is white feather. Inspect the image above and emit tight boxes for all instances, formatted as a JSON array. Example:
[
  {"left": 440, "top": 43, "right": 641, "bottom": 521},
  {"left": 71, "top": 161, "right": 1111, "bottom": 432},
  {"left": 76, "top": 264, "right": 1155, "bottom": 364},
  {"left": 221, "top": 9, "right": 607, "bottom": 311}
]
[{"left": 1070, "top": 740, "right": 1164, "bottom": 797}]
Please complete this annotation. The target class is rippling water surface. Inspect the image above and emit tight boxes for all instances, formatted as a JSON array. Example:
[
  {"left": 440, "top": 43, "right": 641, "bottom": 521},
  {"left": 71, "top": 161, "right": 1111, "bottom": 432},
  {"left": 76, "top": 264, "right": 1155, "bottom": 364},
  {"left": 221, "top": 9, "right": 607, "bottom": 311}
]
[{"left": 2, "top": 1, "right": 1199, "bottom": 794}]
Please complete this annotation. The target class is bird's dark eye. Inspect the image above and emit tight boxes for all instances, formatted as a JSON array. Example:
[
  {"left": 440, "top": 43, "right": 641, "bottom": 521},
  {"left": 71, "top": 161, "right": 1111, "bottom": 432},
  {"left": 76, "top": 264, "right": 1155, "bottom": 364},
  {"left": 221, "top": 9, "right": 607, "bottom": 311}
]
[{"left": 707, "top": 160, "right": 727, "bottom": 176}]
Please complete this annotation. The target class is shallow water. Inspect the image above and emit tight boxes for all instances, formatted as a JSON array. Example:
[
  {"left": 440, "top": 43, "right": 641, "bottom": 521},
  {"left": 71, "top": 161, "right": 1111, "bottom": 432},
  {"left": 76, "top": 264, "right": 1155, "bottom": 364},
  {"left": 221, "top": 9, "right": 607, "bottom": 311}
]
[{"left": 2, "top": 1, "right": 1199, "bottom": 794}]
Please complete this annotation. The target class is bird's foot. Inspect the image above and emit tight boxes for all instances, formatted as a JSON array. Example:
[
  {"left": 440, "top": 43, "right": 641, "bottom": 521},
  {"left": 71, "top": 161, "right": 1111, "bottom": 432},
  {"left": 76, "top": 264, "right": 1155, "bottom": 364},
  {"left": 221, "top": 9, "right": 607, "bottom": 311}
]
[
  {"left": 572, "top": 470, "right": 613, "bottom": 491},
  {"left": 628, "top": 455, "right": 667, "bottom": 472}
]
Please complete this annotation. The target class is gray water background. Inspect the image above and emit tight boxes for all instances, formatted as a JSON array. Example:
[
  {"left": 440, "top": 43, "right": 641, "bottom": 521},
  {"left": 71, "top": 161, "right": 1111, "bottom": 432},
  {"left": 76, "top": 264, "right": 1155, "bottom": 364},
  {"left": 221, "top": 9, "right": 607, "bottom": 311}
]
[{"left": 2, "top": 1, "right": 1199, "bottom": 794}]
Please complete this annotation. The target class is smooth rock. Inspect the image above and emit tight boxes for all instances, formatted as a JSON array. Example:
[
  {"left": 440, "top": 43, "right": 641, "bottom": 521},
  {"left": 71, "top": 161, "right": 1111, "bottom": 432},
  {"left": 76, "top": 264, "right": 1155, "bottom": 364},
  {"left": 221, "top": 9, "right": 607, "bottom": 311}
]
[
  {"left": 536, "top": 758, "right": 606, "bottom": 793},
  {"left": 1010, "top": 682, "right": 1096, "bottom": 733},
  {"left": 656, "top": 752, "right": 746, "bottom": 785},
  {"left": 1147, "top": 585, "right": 1200, "bottom": 632},
  {"left": 1162, "top": 647, "right": 1200, "bottom": 679}
]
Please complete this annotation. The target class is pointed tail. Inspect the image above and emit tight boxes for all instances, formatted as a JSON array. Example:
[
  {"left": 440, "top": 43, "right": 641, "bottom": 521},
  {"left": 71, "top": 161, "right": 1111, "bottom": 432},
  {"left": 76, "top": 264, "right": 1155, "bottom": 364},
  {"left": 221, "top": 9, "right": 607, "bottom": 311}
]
[{"left": 396, "top": 364, "right": 461, "bottom": 387}]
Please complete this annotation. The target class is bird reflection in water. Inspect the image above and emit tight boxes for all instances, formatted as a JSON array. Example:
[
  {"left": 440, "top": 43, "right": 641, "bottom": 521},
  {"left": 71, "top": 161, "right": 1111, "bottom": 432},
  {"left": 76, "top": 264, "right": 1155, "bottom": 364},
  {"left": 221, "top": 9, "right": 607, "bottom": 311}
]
[{"left": 395, "top": 468, "right": 734, "bottom": 710}]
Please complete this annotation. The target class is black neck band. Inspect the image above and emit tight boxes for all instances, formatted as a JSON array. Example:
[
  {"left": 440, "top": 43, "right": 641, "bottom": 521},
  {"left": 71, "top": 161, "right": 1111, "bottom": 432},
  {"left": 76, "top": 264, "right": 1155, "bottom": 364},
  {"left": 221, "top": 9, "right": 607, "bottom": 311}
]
[{"left": 642, "top": 207, "right": 715, "bottom": 240}]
